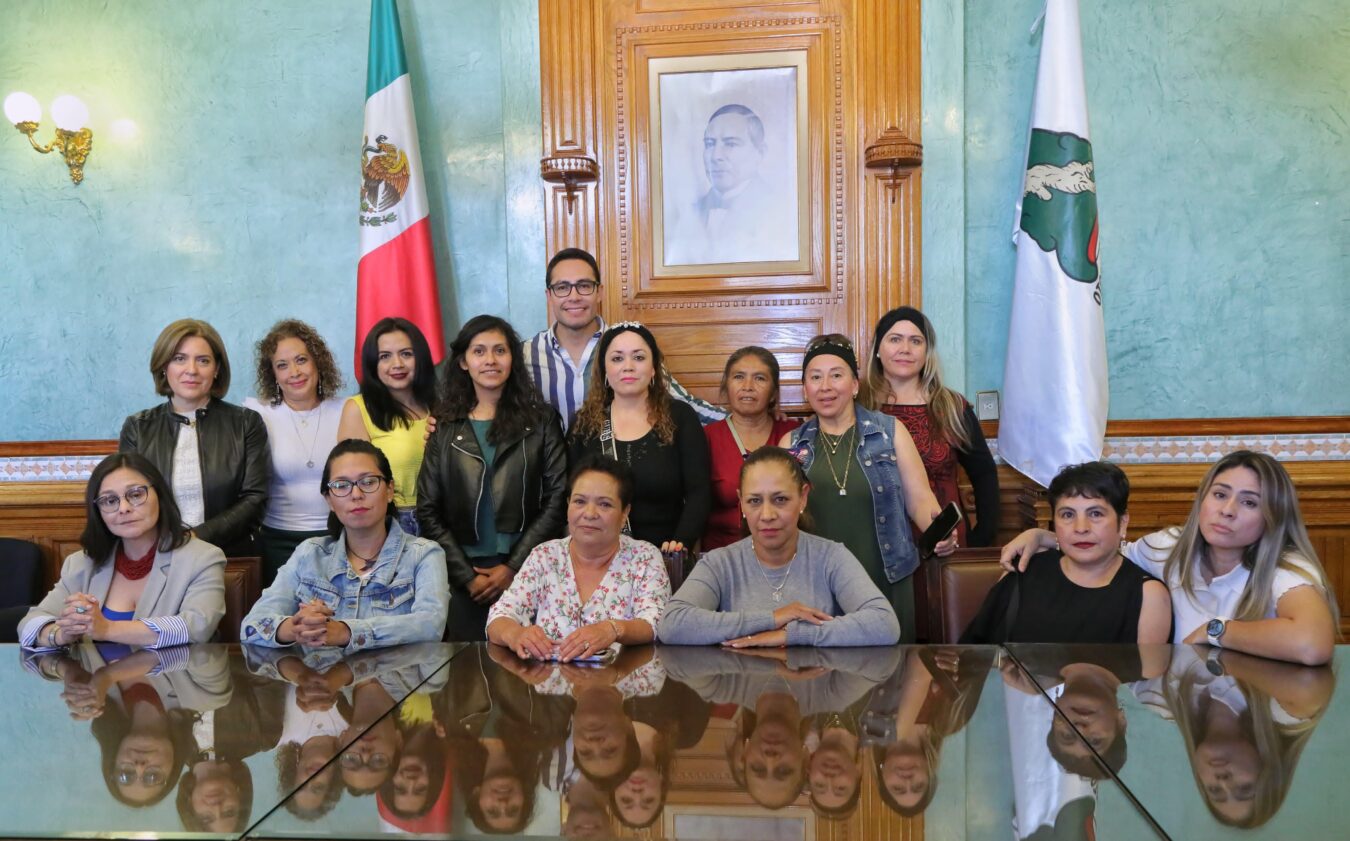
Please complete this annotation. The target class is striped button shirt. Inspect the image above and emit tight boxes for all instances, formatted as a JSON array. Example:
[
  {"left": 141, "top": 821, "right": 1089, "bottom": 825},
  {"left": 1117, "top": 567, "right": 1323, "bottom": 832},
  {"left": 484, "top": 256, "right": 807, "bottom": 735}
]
[{"left": 522, "top": 317, "right": 726, "bottom": 431}]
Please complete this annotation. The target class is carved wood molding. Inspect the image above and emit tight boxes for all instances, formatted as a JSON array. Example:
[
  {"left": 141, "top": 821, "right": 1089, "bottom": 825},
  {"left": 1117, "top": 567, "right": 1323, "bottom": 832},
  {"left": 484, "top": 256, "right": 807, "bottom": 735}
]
[
  {"left": 980, "top": 416, "right": 1350, "bottom": 439},
  {"left": 0, "top": 440, "right": 115, "bottom": 457}
]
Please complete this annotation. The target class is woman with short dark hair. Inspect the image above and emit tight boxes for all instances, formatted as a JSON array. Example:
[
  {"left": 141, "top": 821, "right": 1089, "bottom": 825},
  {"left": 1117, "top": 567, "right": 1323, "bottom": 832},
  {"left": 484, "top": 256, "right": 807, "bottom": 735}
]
[
  {"left": 120, "top": 318, "right": 269, "bottom": 556},
  {"left": 20, "top": 452, "right": 227, "bottom": 649}
]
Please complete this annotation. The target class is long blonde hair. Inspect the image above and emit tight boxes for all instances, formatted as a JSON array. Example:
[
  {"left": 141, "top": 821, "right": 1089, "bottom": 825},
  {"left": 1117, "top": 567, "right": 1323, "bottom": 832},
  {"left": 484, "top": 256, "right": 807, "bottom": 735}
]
[
  {"left": 1165, "top": 656, "right": 1327, "bottom": 827},
  {"left": 859, "top": 307, "right": 971, "bottom": 450},
  {"left": 1161, "top": 450, "right": 1337, "bottom": 625}
]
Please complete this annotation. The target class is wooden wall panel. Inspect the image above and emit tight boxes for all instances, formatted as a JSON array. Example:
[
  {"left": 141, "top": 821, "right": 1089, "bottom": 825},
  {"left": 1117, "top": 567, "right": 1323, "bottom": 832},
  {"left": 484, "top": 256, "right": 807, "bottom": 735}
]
[{"left": 541, "top": 0, "right": 922, "bottom": 412}]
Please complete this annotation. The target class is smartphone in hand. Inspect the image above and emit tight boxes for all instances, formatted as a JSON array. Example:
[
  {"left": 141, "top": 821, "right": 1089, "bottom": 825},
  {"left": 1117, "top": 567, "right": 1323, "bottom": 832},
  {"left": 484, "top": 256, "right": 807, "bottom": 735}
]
[{"left": 917, "top": 501, "right": 963, "bottom": 559}]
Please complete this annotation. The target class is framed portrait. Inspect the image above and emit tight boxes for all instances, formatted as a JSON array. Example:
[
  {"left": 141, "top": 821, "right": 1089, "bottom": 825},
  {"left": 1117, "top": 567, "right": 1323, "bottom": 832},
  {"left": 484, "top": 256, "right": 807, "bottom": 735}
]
[
  {"left": 649, "top": 50, "right": 810, "bottom": 277},
  {"left": 662, "top": 804, "right": 816, "bottom": 841}
]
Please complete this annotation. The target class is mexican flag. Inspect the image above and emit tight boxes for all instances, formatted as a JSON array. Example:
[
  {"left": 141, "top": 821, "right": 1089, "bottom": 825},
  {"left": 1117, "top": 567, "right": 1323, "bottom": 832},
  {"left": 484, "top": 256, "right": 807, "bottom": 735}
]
[
  {"left": 357, "top": 0, "right": 444, "bottom": 370},
  {"left": 1000, "top": 0, "right": 1108, "bottom": 488}
]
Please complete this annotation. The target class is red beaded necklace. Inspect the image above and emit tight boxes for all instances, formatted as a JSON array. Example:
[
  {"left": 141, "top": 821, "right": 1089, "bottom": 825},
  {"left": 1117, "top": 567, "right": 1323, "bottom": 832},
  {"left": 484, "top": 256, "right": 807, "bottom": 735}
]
[{"left": 115, "top": 542, "right": 157, "bottom": 581}]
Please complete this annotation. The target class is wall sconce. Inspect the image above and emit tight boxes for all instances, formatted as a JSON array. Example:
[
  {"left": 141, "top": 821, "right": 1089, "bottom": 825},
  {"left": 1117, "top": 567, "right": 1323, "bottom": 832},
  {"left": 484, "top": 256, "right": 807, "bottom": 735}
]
[
  {"left": 540, "top": 153, "right": 599, "bottom": 215},
  {"left": 864, "top": 126, "right": 923, "bottom": 203},
  {"left": 4, "top": 92, "right": 95, "bottom": 184}
]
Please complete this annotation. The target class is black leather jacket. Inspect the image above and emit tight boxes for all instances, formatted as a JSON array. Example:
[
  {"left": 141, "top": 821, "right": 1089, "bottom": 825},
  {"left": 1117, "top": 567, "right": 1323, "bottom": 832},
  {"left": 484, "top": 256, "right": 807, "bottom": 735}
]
[
  {"left": 118, "top": 399, "right": 269, "bottom": 556},
  {"left": 415, "top": 409, "right": 567, "bottom": 587}
]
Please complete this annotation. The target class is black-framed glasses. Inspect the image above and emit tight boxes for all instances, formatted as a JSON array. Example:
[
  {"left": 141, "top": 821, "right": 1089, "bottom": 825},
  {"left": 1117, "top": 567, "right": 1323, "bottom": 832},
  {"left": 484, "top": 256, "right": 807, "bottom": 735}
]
[
  {"left": 325, "top": 475, "right": 388, "bottom": 496},
  {"left": 115, "top": 764, "right": 166, "bottom": 787},
  {"left": 340, "top": 751, "right": 391, "bottom": 771},
  {"left": 549, "top": 280, "right": 599, "bottom": 298},
  {"left": 94, "top": 485, "right": 151, "bottom": 513}
]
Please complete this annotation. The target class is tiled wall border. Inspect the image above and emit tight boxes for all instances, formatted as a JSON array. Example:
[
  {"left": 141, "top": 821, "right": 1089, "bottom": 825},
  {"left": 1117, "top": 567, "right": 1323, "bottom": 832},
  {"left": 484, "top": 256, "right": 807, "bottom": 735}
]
[{"left": 2, "top": 429, "right": 1348, "bottom": 482}]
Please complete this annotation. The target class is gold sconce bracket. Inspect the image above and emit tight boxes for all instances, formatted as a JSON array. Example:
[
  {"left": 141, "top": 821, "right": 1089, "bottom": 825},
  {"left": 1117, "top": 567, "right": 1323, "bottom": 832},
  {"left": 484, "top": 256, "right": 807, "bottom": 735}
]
[
  {"left": 540, "top": 153, "right": 599, "bottom": 215},
  {"left": 12, "top": 120, "right": 93, "bottom": 184},
  {"left": 865, "top": 127, "right": 923, "bottom": 204}
]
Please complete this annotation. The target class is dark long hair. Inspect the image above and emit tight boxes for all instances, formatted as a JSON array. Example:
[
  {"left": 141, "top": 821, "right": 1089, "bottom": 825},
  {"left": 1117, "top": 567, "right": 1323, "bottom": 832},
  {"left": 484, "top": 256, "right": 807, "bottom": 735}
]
[
  {"left": 436, "top": 314, "right": 544, "bottom": 444},
  {"left": 92, "top": 693, "right": 192, "bottom": 808},
  {"left": 358, "top": 317, "right": 437, "bottom": 430},
  {"left": 572, "top": 322, "right": 676, "bottom": 444},
  {"left": 452, "top": 732, "right": 544, "bottom": 834},
  {"left": 81, "top": 453, "right": 189, "bottom": 563},
  {"left": 320, "top": 439, "right": 398, "bottom": 536}
]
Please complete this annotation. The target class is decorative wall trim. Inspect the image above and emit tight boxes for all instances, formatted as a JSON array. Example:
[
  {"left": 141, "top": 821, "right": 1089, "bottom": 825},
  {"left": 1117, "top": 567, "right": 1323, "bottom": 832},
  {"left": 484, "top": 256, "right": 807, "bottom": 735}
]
[{"left": 988, "top": 433, "right": 1350, "bottom": 465}]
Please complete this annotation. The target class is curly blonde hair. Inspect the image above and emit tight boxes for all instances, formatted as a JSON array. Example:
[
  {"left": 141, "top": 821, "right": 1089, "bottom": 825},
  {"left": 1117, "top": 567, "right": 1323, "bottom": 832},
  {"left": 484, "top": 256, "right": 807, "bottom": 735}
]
[{"left": 254, "top": 319, "right": 345, "bottom": 404}]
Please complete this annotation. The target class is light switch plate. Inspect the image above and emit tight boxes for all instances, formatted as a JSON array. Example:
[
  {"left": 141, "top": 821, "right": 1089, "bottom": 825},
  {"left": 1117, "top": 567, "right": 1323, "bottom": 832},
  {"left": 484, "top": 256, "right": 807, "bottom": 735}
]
[{"left": 976, "top": 390, "right": 1000, "bottom": 421}]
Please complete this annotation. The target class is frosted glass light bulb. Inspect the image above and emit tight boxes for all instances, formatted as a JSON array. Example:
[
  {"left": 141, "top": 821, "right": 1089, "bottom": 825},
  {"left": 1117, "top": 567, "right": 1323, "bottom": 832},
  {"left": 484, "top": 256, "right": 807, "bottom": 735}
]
[
  {"left": 50, "top": 95, "right": 89, "bottom": 131},
  {"left": 4, "top": 91, "right": 41, "bottom": 124}
]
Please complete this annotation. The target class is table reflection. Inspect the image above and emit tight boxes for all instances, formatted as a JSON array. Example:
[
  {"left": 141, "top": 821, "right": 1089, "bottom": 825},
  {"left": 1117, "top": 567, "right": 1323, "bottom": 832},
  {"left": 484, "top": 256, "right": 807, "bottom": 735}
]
[{"left": 1012, "top": 643, "right": 1338, "bottom": 838}]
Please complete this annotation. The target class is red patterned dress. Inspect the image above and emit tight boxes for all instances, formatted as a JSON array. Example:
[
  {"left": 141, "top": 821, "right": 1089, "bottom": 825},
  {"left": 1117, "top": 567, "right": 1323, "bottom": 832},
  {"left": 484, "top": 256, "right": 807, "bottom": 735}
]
[{"left": 880, "top": 401, "right": 999, "bottom": 546}]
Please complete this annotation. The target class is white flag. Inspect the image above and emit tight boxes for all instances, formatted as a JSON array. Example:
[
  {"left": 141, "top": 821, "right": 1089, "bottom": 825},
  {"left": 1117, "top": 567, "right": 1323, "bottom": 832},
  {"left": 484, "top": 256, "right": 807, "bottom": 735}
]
[{"left": 1000, "top": 0, "right": 1108, "bottom": 488}]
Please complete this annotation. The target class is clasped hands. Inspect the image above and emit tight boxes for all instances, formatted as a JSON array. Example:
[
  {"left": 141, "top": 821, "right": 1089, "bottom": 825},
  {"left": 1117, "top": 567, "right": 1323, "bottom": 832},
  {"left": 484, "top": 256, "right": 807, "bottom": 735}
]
[
  {"left": 502, "top": 621, "right": 618, "bottom": 662},
  {"left": 281, "top": 599, "right": 353, "bottom": 648},
  {"left": 723, "top": 601, "right": 833, "bottom": 649},
  {"left": 466, "top": 565, "right": 513, "bottom": 604},
  {"left": 54, "top": 593, "right": 111, "bottom": 644}
]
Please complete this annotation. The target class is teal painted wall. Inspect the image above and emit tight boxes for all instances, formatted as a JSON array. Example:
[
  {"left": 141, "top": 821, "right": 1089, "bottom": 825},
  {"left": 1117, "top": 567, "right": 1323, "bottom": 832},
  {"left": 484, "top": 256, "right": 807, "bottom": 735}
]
[
  {"left": 3, "top": 1, "right": 1345, "bottom": 441},
  {"left": 0, "top": 0, "right": 544, "bottom": 441},
  {"left": 950, "top": 0, "right": 1349, "bottom": 419}
]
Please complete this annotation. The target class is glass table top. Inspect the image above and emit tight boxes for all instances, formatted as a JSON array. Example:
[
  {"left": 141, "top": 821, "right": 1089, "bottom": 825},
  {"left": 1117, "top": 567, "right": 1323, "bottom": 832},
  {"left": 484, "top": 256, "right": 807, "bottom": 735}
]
[
  {"left": 247, "top": 643, "right": 1163, "bottom": 840},
  {"left": 1008, "top": 643, "right": 1345, "bottom": 841},
  {"left": 0, "top": 642, "right": 462, "bottom": 839}
]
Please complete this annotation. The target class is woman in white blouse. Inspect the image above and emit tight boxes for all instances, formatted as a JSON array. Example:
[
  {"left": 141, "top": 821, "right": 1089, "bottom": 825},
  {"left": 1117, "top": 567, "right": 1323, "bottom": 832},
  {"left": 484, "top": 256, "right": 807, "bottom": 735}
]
[
  {"left": 245, "top": 319, "right": 346, "bottom": 585},
  {"left": 1002, "top": 450, "right": 1338, "bottom": 665},
  {"left": 487, "top": 454, "right": 670, "bottom": 660}
]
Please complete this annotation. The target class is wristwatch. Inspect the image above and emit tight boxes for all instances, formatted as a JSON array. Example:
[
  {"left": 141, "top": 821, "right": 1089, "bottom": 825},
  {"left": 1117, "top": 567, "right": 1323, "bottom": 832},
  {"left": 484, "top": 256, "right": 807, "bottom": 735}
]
[{"left": 1206, "top": 617, "right": 1228, "bottom": 647}]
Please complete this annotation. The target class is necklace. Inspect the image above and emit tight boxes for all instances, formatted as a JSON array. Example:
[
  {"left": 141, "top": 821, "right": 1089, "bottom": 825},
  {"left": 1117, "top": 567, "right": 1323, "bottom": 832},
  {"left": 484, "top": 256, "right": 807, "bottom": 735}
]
[
  {"left": 115, "top": 542, "right": 157, "bottom": 581},
  {"left": 754, "top": 546, "right": 797, "bottom": 603},
  {"left": 821, "top": 425, "right": 856, "bottom": 495},
  {"left": 347, "top": 541, "right": 380, "bottom": 574},
  {"left": 285, "top": 401, "right": 323, "bottom": 468}
]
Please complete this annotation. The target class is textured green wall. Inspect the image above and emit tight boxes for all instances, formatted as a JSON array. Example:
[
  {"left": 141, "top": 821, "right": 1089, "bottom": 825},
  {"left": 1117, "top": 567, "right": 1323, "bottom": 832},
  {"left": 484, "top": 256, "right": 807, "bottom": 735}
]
[
  {"left": 3, "top": 1, "right": 1346, "bottom": 441},
  {"left": 951, "top": 0, "right": 1349, "bottom": 419},
  {"left": 0, "top": 0, "right": 544, "bottom": 441}
]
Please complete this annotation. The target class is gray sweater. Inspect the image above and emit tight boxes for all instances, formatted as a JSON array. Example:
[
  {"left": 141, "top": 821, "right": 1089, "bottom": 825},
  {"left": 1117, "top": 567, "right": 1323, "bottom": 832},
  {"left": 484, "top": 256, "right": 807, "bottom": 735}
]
[{"left": 656, "top": 532, "right": 901, "bottom": 646}]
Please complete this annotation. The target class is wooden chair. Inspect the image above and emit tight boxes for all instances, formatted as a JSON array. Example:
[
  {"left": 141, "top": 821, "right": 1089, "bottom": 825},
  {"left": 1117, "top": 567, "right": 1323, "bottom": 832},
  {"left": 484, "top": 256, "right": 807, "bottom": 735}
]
[{"left": 922, "top": 548, "right": 1006, "bottom": 643}]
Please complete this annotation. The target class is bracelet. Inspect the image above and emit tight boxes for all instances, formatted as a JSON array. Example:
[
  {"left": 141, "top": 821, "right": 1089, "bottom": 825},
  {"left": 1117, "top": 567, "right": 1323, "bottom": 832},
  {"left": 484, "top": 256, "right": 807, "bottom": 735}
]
[
  {"left": 608, "top": 619, "right": 622, "bottom": 644},
  {"left": 46, "top": 624, "right": 60, "bottom": 647}
]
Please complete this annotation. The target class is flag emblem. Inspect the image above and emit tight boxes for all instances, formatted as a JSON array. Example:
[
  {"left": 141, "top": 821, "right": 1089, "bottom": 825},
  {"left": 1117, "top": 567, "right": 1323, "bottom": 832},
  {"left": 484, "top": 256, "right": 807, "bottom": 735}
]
[
  {"left": 361, "top": 133, "right": 411, "bottom": 223},
  {"left": 1019, "top": 129, "right": 1099, "bottom": 283}
]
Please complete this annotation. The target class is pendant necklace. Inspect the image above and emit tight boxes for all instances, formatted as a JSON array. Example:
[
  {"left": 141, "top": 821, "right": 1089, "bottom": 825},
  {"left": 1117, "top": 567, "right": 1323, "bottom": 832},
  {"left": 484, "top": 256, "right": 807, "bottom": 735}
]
[
  {"left": 755, "top": 546, "right": 797, "bottom": 603},
  {"left": 286, "top": 401, "right": 323, "bottom": 468},
  {"left": 821, "top": 425, "right": 856, "bottom": 495}
]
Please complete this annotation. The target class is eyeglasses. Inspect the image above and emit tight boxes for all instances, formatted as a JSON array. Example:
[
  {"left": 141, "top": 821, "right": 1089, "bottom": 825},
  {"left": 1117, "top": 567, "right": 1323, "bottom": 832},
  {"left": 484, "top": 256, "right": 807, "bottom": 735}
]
[
  {"left": 325, "top": 475, "right": 388, "bottom": 496},
  {"left": 340, "top": 751, "right": 391, "bottom": 771},
  {"left": 549, "top": 280, "right": 599, "bottom": 298},
  {"left": 95, "top": 485, "right": 151, "bottom": 513},
  {"left": 115, "top": 765, "right": 166, "bottom": 787}
]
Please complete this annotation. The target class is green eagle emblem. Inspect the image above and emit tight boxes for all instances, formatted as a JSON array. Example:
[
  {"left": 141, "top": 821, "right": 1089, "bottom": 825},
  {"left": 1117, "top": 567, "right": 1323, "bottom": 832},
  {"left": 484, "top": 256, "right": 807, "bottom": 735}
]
[{"left": 1020, "top": 129, "right": 1099, "bottom": 283}]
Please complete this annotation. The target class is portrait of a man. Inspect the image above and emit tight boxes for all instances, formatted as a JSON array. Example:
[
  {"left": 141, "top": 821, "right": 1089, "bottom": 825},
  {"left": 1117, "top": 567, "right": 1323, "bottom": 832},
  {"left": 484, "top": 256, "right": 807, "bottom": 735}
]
[{"left": 653, "top": 59, "right": 804, "bottom": 270}]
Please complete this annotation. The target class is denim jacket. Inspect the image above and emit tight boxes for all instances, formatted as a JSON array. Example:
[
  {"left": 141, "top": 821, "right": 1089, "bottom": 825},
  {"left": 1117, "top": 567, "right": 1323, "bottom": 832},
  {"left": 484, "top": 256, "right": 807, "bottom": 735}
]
[
  {"left": 240, "top": 519, "right": 449, "bottom": 651},
  {"left": 788, "top": 403, "right": 920, "bottom": 583}
]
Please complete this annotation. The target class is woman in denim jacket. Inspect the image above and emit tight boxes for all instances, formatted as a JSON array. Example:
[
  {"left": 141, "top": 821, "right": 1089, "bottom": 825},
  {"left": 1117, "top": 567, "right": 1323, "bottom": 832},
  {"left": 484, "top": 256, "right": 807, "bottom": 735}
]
[
  {"left": 781, "top": 334, "right": 955, "bottom": 642},
  {"left": 240, "top": 439, "right": 448, "bottom": 650}
]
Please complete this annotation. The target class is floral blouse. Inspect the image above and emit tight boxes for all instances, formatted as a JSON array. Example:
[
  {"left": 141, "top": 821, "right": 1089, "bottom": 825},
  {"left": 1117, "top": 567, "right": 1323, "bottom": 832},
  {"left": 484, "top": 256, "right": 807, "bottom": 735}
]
[{"left": 486, "top": 534, "right": 671, "bottom": 639}]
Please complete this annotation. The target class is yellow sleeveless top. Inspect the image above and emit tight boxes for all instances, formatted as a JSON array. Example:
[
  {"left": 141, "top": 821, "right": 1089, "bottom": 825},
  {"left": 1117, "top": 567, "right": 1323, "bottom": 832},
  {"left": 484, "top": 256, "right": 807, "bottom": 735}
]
[{"left": 351, "top": 395, "right": 428, "bottom": 509}]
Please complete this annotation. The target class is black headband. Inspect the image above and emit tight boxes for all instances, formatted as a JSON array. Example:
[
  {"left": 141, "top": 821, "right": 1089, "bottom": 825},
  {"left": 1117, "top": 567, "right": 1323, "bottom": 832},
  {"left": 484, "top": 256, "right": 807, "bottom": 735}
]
[
  {"left": 871, "top": 306, "right": 932, "bottom": 360},
  {"left": 802, "top": 338, "right": 858, "bottom": 377}
]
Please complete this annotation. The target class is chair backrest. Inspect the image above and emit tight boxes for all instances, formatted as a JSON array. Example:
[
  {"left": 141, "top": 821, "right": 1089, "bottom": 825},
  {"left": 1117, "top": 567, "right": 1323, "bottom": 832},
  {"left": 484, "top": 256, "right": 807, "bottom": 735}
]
[
  {"left": 218, "top": 556, "right": 261, "bottom": 644},
  {"left": 923, "top": 548, "right": 1006, "bottom": 643},
  {"left": 0, "top": 537, "right": 45, "bottom": 609}
]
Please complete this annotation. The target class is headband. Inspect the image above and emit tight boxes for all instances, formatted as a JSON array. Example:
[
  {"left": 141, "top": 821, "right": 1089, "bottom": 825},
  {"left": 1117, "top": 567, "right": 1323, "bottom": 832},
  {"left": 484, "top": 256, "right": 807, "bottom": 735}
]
[{"left": 802, "top": 337, "right": 858, "bottom": 377}]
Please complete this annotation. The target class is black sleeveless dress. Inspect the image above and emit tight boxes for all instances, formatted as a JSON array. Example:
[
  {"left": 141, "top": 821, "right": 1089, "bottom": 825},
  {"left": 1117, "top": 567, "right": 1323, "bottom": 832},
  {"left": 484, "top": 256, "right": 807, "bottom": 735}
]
[{"left": 960, "top": 549, "right": 1163, "bottom": 644}]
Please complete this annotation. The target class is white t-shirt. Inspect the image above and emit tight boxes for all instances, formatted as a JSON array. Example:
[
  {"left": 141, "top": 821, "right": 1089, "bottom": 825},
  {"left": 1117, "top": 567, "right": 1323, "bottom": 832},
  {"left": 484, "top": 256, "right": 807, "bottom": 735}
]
[
  {"left": 279, "top": 684, "right": 350, "bottom": 746},
  {"left": 1123, "top": 529, "right": 1325, "bottom": 642},
  {"left": 245, "top": 397, "right": 343, "bottom": 531}
]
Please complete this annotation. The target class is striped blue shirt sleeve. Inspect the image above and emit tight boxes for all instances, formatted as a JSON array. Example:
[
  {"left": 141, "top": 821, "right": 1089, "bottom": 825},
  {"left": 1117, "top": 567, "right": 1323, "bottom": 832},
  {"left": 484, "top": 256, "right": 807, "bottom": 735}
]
[
  {"left": 19, "top": 616, "right": 60, "bottom": 650},
  {"left": 667, "top": 368, "right": 727, "bottom": 425},
  {"left": 141, "top": 616, "right": 192, "bottom": 649}
]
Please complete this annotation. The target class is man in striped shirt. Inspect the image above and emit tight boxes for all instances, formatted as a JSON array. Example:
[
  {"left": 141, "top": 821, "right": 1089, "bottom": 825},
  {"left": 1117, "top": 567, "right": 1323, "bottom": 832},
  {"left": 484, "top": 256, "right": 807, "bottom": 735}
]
[{"left": 523, "top": 247, "right": 726, "bottom": 431}]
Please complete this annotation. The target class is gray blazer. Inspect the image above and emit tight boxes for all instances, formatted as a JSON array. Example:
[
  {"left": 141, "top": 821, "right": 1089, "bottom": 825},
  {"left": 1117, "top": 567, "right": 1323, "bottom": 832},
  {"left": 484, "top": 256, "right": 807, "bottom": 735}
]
[{"left": 20, "top": 537, "right": 227, "bottom": 646}]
